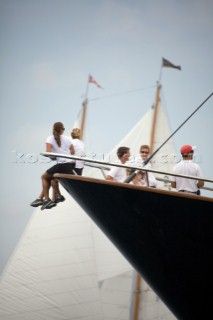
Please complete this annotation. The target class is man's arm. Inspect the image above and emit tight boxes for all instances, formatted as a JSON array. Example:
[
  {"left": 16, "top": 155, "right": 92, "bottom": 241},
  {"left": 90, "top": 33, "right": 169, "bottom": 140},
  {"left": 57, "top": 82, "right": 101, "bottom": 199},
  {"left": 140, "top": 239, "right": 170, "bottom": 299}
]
[
  {"left": 171, "top": 181, "right": 176, "bottom": 188},
  {"left": 106, "top": 175, "right": 113, "bottom": 181},
  {"left": 197, "top": 179, "right": 204, "bottom": 188}
]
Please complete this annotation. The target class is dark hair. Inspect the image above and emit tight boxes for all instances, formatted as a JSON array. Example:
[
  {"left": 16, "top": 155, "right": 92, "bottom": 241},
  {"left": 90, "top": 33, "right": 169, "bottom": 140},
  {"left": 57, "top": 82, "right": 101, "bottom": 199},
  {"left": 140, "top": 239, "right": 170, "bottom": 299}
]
[
  {"left": 117, "top": 146, "right": 130, "bottom": 158},
  {"left": 182, "top": 151, "right": 193, "bottom": 159},
  {"left": 53, "top": 122, "right": 64, "bottom": 147}
]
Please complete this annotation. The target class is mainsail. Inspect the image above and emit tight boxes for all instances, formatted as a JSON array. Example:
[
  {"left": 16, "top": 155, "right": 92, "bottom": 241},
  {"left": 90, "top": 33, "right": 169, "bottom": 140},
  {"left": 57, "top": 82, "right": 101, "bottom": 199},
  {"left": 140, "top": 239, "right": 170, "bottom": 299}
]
[{"left": 0, "top": 84, "right": 177, "bottom": 320}]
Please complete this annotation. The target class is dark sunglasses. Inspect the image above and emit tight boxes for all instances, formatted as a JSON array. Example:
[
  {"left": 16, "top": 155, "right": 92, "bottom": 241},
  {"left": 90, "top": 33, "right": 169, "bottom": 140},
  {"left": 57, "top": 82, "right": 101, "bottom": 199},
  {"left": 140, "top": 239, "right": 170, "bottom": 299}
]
[{"left": 141, "top": 151, "right": 149, "bottom": 154}]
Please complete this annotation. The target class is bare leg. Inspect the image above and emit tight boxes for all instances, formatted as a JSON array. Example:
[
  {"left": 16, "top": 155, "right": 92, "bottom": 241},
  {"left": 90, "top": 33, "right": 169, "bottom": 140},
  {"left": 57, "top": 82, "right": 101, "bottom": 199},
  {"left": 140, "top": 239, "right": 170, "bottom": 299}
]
[
  {"left": 51, "top": 179, "right": 61, "bottom": 200},
  {"left": 41, "top": 172, "right": 52, "bottom": 200},
  {"left": 38, "top": 191, "right": 44, "bottom": 199}
]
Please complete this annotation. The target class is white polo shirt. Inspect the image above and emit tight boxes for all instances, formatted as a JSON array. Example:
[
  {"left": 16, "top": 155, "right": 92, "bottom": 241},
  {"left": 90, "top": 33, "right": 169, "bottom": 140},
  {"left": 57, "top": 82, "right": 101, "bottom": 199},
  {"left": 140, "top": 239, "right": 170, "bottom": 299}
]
[
  {"left": 171, "top": 160, "right": 203, "bottom": 192},
  {"left": 108, "top": 161, "right": 127, "bottom": 182},
  {"left": 46, "top": 135, "right": 72, "bottom": 163},
  {"left": 72, "top": 139, "right": 85, "bottom": 168}
]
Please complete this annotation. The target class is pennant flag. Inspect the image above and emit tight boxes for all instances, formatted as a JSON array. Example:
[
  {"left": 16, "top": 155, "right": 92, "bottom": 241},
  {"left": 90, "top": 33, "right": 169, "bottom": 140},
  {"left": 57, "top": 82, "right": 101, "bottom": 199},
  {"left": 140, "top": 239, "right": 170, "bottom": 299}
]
[
  {"left": 88, "top": 74, "right": 103, "bottom": 89},
  {"left": 162, "top": 58, "right": 181, "bottom": 70}
]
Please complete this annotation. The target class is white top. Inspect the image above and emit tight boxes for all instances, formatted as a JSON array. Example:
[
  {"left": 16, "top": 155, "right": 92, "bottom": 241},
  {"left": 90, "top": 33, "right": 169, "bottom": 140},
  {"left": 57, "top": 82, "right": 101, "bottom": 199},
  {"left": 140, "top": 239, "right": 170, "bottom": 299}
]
[
  {"left": 72, "top": 139, "right": 85, "bottom": 168},
  {"left": 171, "top": 160, "right": 203, "bottom": 192},
  {"left": 46, "top": 135, "right": 72, "bottom": 163},
  {"left": 108, "top": 161, "right": 127, "bottom": 182},
  {"left": 133, "top": 157, "right": 157, "bottom": 187}
]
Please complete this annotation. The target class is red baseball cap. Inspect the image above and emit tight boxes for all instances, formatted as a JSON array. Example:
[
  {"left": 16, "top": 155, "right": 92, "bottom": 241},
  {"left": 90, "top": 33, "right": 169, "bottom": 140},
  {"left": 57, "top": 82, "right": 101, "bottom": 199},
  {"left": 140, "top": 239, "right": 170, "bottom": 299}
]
[{"left": 180, "top": 145, "right": 196, "bottom": 155}]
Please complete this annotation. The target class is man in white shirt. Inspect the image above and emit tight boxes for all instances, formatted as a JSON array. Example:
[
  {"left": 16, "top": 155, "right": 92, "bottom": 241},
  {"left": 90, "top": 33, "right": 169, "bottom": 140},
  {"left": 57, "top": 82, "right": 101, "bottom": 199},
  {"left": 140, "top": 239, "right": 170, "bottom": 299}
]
[
  {"left": 133, "top": 144, "right": 157, "bottom": 187},
  {"left": 106, "top": 146, "right": 131, "bottom": 182},
  {"left": 171, "top": 144, "right": 204, "bottom": 195}
]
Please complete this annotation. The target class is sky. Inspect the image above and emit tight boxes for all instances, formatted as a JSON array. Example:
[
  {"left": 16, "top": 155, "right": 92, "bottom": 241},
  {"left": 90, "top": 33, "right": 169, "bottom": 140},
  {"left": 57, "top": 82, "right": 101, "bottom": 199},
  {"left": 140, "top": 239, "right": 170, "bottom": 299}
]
[{"left": 0, "top": 0, "right": 213, "bottom": 274}]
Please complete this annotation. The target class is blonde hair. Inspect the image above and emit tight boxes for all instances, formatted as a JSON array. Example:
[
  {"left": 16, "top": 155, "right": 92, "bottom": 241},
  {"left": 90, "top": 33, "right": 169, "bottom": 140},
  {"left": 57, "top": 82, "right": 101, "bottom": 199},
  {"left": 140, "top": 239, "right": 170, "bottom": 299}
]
[
  {"left": 53, "top": 122, "right": 64, "bottom": 147},
  {"left": 139, "top": 144, "right": 150, "bottom": 153},
  {"left": 71, "top": 128, "right": 81, "bottom": 139}
]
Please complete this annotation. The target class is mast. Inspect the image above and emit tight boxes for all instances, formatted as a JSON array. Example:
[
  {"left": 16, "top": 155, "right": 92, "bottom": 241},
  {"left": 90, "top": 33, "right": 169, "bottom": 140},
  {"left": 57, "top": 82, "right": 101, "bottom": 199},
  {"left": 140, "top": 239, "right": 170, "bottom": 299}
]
[
  {"left": 79, "top": 75, "right": 90, "bottom": 140},
  {"left": 150, "top": 82, "right": 161, "bottom": 152},
  {"left": 130, "top": 81, "right": 161, "bottom": 320},
  {"left": 131, "top": 58, "right": 182, "bottom": 319},
  {"left": 80, "top": 99, "right": 88, "bottom": 140},
  {"left": 131, "top": 273, "right": 143, "bottom": 320},
  {"left": 79, "top": 74, "right": 102, "bottom": 140}
]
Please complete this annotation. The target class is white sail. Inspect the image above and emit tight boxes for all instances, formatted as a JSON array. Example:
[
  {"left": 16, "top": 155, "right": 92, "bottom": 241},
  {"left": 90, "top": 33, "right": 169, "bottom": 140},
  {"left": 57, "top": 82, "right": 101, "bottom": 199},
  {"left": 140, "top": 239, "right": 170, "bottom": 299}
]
[
  {"left": 151, "top": 101, "right": 177, "bottom": 172},
  {"left": 0, "top": 196, "right": 103, "bottom": 320},
  {"left": 0, "top": 90, "right": 177, "bottom": 320},
  {"left": 89, "top": 101, "right": 177, "bottom": 319},
  {"left": 107, "top": 107, "right": 153, "bottom": 160}
]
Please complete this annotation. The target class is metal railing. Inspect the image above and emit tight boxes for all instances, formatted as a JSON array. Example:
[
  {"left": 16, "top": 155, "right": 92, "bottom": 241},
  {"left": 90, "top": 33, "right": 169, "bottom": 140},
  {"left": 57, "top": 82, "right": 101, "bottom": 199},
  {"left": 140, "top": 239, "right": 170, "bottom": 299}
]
[{"left": 41, "top": 152, "right": 213, "bottom": 192}]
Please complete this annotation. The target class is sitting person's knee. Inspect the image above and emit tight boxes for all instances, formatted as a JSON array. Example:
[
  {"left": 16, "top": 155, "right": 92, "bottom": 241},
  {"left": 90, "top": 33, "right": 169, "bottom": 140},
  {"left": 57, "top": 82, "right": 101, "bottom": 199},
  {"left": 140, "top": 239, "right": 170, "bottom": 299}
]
[{"left": 41, "top": 172, "right": 51, "bottom": 180}]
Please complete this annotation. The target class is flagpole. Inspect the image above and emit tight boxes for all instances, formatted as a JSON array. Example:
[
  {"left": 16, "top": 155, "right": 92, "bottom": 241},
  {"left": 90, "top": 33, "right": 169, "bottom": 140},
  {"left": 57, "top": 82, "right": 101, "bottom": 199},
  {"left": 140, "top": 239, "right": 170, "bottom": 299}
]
[
  {"left": 150, "top": 59, "right": 163, "bottom": 151},
  {"left": 149, "top": 81, "right": 161, "bottom": 153},
  {"left": 85, "top": 74, "right": 90, "bottom": 100},
  {"left": 80, "top": 75, "right": 90, "bottom": 140},
  {"left": 158, "top": 62, "right": 163, "bottom": 84},
  {"left": 80, "top": 74, "right": 103, "bottom": 140}
]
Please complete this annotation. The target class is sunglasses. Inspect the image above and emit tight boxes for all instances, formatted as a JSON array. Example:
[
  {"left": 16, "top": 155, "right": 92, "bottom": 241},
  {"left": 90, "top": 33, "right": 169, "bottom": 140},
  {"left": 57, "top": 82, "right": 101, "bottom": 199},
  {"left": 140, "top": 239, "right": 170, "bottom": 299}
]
[{"left": 141, "top": 151, "right": 149, "bottom": 154}]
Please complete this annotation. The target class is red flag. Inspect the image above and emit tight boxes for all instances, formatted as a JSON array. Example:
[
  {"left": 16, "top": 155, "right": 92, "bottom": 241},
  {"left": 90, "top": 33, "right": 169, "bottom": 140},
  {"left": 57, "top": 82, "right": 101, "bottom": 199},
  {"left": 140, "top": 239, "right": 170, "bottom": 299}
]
[
  {"left": 88, "top": 74, "right": 103, "bottom": 89},
  {"left": 162, "top": 58, "right": 181, "bottom": 70}
]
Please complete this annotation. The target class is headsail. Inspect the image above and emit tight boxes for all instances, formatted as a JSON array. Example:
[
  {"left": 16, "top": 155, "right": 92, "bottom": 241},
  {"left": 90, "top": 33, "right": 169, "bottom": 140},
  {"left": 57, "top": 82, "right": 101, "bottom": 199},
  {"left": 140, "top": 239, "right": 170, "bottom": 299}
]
[{"left": 0, "top": 82, "right": 176, "bottom": 320}]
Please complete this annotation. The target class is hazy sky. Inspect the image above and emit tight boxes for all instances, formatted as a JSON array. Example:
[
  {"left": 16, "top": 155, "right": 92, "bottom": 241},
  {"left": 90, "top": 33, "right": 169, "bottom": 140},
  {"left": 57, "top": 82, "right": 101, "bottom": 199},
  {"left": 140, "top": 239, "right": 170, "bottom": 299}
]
[{"left": 0, "top": 0, "right": 213, "bottom": 273}]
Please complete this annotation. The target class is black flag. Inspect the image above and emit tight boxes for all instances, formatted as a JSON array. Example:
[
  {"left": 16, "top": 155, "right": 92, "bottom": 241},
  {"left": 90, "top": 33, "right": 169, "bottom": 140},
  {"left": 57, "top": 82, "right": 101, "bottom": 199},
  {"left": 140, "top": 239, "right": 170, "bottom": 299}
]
[{"left": 162, "top": 58, "right": 181, "bottom": 70}]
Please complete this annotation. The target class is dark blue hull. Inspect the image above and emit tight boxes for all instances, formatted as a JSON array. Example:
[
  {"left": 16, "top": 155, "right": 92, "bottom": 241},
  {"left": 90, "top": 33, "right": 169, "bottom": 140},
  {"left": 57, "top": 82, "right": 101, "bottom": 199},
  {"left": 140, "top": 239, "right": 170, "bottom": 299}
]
[{"left": 56, "top": 174, "right": 213, "bottom": 320}]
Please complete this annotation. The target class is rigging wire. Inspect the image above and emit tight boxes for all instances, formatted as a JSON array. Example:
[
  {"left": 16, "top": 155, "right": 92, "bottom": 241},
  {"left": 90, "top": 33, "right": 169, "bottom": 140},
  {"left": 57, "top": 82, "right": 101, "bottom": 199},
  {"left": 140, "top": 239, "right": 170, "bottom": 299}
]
[
  {"left": 145, "top": 91, "right": 213, "bottom": 164},
  {"left": 125, "top": 91, "right": 213, "bottom": 183},
  {"left": 89, "top": 85, "right": 156, "bottom": 101}
]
